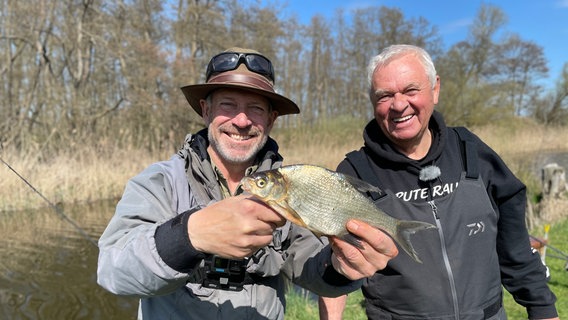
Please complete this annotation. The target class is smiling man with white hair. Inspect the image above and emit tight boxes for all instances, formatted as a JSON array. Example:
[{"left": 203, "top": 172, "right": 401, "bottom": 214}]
[{"left": 320, "top": 44, "right": 559, "bottom": 320}]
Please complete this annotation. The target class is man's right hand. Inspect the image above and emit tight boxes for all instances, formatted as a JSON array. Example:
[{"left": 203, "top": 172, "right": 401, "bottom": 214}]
[{"left": 187, "top": 194, "right": 286, "bottom": 259}]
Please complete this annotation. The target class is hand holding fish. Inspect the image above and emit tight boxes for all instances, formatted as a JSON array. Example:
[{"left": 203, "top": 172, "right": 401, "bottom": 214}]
[
  {"left": 241, "top": 164, "right": 437, "bottom": 269},
  {"left": 329, "top": 219, "right": 399, "bottom": 280},
  {"left": 187, "top": 194, "right": 287, "bottom": 259}
]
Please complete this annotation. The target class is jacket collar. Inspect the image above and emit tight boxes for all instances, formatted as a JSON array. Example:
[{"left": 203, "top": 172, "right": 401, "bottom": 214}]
[{"left": 363, "top": 111, "right": 447, "bottom": 168}]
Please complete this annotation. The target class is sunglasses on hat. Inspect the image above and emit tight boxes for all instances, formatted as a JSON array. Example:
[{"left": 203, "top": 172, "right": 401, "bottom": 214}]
[{"left": 205, "top": 52, "right": 275, "bottom": 83}]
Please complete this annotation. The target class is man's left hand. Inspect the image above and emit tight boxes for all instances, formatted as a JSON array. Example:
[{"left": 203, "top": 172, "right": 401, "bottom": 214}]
[{"left": 329, "top": 219, "right": 398, "bottom": 280}]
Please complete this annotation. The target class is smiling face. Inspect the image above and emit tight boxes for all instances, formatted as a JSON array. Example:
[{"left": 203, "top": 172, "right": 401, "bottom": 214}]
[
  {"left": 201, "top": 88, "right": 278, "bottom": 168},
  {"left": 370, "top": 53, "right": 440, "bottom": 158}
]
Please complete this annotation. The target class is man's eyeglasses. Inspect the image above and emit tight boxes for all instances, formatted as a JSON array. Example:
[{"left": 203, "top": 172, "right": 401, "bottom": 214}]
[{"left": 205, "top": 52, "right": 275, "bottom": 82}]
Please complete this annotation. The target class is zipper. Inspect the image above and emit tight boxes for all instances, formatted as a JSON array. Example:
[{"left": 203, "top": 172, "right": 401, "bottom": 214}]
[{"left": 428, "top": 200, "right": 460, "bottom": 320}]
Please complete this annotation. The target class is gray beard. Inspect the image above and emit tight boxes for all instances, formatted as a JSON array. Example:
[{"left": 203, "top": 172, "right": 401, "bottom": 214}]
[{"left": 207, "top": 126, "right": 268, "bottom": 165}]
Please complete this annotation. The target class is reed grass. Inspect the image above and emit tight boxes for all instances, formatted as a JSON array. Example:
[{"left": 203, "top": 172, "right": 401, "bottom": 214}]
[
  {"left": 1, "top": 117, "right": 567, "bottom": 212},
  {"left": 1, "top": 117, "right": 567, "bottom": 319},
  {"left": 0, "top": 147, "right": 167, "bottom": 211},
  {"left": 272, "top": 116, "right": 368, "bottom": 168}
]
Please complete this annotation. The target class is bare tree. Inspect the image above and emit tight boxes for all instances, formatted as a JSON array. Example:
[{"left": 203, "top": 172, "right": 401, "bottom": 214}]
[
  {"left": 275, "top": 16, "right": 304, "bottom": 128},
  {"left": 305, "top": 16, "right": 332, "bottom": 122},
  {"left": 1, "top": 1, "right": 565, "bottom": 158},
  {"left": 436, "top": 4, "right": 509, "bottom": 126},
  {"left": 534, "top": 63, "right": 568, "bottom": 124},
  {"left": 495, "top": 34, "right": 548, "bottom": 116},
  {"left": 0, "top": 0, "right": 59, "bottom": 151}
]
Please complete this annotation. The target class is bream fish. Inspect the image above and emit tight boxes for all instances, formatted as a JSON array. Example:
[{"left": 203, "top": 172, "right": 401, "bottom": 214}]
[{"left": 241, "top": 164, "right": 436, "bottom": 263}]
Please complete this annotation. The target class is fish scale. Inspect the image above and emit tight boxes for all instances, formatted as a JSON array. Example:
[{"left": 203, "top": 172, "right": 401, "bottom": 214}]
[
  {"left": 284, "top": 166, "right": 398, "bottom": 237},
  {"left": 241, "top": 164, "right": 436, "bottom": 263}
]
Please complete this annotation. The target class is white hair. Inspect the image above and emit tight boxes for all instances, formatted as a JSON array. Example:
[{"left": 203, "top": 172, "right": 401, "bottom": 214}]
[{"left": 367, "top": 44, "right": 437, "bottom": 99}]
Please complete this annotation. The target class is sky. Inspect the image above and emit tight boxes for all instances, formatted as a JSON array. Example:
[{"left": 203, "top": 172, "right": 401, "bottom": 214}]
[{"left": 272, "top": 0, "right": 568, "bottom": 89}]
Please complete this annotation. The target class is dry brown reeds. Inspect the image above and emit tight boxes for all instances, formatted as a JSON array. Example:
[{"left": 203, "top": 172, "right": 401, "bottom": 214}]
[
  {"left": 0, "top": 147, "right": 168, "bottom": 211},
  {"left": 472, "top": 120, "right": 568, "bottom": 158},
  {"left": 1, "top": 117, "right": 567, "bottom": 213}
]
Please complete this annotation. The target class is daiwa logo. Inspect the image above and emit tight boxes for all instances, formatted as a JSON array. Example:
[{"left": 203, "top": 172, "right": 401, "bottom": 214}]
[{"left": 467, "top": 221, "right": 485, "bottom": 236}]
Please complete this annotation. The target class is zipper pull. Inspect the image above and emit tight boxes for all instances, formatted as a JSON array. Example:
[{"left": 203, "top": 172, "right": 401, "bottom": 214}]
[{"left": 428, "top": 200, "right": 440, "bottom": 219}]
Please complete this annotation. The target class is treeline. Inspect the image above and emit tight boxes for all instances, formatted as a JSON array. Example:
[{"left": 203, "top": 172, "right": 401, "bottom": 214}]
[{"left": 1, "top": 0, "right": 567, "bottom": 157}]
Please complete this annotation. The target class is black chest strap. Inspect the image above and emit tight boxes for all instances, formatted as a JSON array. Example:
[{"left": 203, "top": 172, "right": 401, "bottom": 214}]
[
  {"left": 452, "top": 127, "right": 479, "bottom": 180},
  {"left": 346, "top": 127, "right": 479, "bottom": 189}
]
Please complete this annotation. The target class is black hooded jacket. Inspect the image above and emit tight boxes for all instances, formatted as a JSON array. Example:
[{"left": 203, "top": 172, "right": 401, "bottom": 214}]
[{"left": 337, "top": 111, "right": 557, "bottom": 319}]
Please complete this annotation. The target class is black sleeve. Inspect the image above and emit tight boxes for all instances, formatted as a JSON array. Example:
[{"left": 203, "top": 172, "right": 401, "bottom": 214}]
[
  {"left": 154, "top": 208, "right": 207, "bottom": 273},
  {"left": 473, "top": 136, "right": 558, "bottom": 319},
  {"left": 322, "top": 264, "right": 352, "bottom": 286}
]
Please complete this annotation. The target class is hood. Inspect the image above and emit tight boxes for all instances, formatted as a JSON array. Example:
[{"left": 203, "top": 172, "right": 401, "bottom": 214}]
[{"left": 362, "top": 111, "right": 448, "bottom": 174}]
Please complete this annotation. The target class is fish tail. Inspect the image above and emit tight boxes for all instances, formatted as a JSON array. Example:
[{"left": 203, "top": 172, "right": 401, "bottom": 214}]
[{"left": 394, "top": 220, "right": 436, "bottom": 264}]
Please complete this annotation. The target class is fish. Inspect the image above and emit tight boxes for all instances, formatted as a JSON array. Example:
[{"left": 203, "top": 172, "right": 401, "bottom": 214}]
[{"left": 240, "top": 164, "right": 436, "bottom": 263}]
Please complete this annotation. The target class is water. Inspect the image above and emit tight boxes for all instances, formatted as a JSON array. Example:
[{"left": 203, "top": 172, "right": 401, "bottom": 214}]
[
  {"left": 0, "top": 200, "right": 138, "bottom": 319},
  {"left": 1, "top": 152, "right": 566, "bottom": 319}
]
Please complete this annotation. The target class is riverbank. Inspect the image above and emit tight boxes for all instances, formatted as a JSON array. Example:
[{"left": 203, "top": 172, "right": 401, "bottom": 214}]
[
  {"left": 2, "top": 118, "right": 568, "bottom": 212},
  {"left": 1, "top": 118, "right": 567, "bottom": 320}
]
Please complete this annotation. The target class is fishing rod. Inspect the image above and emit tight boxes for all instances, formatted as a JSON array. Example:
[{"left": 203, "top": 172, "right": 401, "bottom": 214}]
[
  {"left": 0, "top": 156, "right": 99, "bottom": 247},
  {"left": 529, "top": 235, "right": 568, "bottom": 261}
]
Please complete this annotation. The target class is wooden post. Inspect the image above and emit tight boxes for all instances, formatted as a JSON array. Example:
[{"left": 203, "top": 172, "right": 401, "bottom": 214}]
[{"left": 541, "top": 163, "right": 567, "bottom": 199}]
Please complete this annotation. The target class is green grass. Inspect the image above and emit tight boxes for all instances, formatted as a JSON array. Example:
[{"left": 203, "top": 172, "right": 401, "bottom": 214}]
[
  {"left": 504, "top": 219, "right": 568, "bottom": 319},
  {"left": 283, "top": 290, "right": 320, "bottom": 319},
  {"left": 285, "top": 218, "right": 568, "bottom": 319},
  {"left": 284, "top": 289, "right": 367, "bottom": 320}
]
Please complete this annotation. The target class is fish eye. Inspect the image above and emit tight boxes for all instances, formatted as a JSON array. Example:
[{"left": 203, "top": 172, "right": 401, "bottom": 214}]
[{"left": 255, "top": 177, "right": 267, "bottom": 188}]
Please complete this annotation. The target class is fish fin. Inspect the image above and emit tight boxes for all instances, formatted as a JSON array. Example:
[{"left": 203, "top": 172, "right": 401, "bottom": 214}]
[
  {"left": 393, "top": 220, "right": 437, "bottom": 264},
  {"left": 341, "top": 173, "right": 384, "bottom": 196},
  {"left": 268, "top": 200, "right": 309, "bottom": 229},
  {"left": 340, "top": 233, "right": 364, "bottom": 250}
]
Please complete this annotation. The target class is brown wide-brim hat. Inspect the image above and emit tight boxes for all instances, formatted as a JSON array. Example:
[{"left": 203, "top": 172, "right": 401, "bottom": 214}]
[{"left": 180, "top": 48, "right": 300, "bottom": 116}]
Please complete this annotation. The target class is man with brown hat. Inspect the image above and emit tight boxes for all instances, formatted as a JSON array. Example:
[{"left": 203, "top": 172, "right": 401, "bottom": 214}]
[{"left": 97, "top": 48, "right": 398, "bottom": 319}]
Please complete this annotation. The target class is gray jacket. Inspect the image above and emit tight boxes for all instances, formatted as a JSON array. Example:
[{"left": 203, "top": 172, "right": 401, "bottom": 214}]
[{"left": 97, "top": 131, "right": 361, "bottom": 319}]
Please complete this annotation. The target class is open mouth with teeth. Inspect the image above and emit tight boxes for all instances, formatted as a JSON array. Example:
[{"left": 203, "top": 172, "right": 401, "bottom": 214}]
[
  {"left": 393, "top": 114, "right": 414, "bottom": 123},
  {"left": 226, "top": 132, "right": 255, "bottom": 141},
  {"left": 225, "top": 132, "right": 257, "bottom": 142}
]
